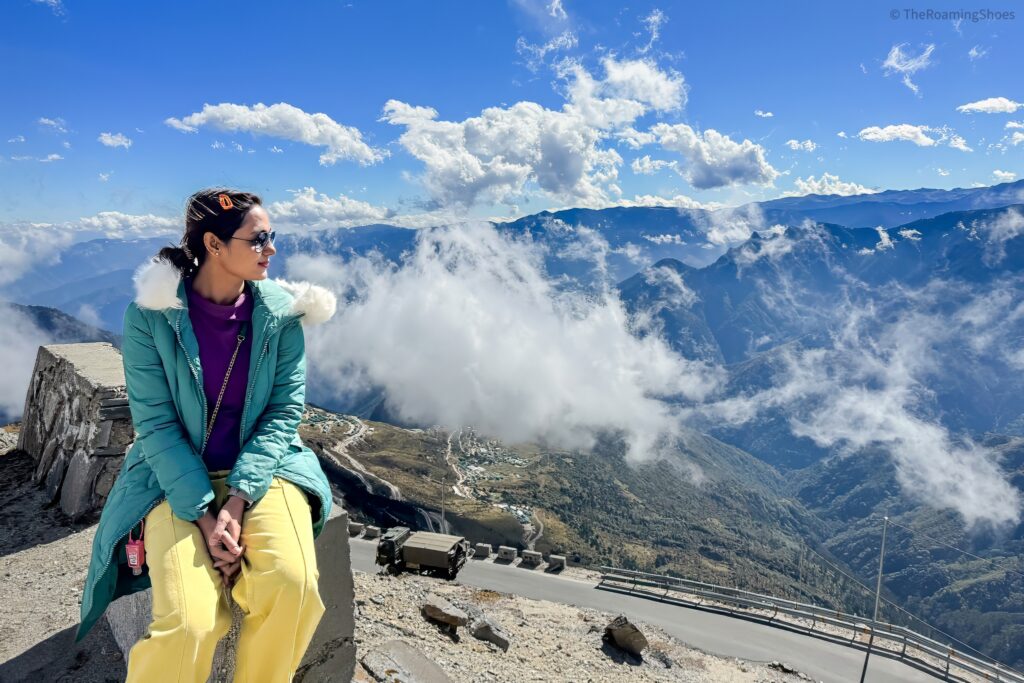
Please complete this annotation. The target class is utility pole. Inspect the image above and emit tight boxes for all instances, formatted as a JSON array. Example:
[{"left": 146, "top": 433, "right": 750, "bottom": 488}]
[
  {"left": 440, "top": 472, "right": 447, "bottom": 534},
  {"left": 860, "top": 516, "right": 889, "bottom": 683}
]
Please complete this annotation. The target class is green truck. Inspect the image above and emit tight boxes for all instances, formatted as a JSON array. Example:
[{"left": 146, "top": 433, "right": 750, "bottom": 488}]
[{"left": 375, "top": 526, "right": 471, "bottom": 580}]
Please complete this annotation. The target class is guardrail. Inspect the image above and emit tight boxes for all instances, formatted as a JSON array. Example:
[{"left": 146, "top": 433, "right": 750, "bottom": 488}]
[{"left": 598, "top": 566, "right": 1024, "bottom": 683}]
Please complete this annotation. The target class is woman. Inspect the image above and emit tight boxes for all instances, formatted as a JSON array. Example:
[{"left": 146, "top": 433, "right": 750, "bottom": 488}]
[{"left": 75, "top": 188, "right": 338, "bottom": 682}]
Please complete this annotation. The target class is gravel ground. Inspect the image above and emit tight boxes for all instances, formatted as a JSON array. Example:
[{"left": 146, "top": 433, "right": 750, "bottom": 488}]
[
  {"left": 351, "top": 569, "right": 813, "bottom": 682},
  {"left": 0, "top": 439, "right": 126, "bottom": 682}
]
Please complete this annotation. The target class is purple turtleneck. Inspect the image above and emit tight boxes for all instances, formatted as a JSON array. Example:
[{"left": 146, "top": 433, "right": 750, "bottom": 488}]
[{"left": 185, "top": 276, "right": 254, "bottom": 472}]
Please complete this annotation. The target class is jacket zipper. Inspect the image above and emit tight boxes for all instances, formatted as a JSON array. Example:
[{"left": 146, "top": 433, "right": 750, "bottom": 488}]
[{"left": 239, "top": 321, "right": 273, "bottom": 450}]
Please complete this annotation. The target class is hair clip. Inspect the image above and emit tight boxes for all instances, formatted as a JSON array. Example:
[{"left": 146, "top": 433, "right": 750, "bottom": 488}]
[
  {"left": 181, "top": 242, "right": 195, "bottom": 261},
  {"left": 218, "top": 193, "right": 234, "bottom": 210}
]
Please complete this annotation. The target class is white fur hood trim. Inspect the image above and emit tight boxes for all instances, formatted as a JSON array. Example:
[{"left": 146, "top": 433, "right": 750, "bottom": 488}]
[{"left": 132, "top": 258, "right": 337, "bottom": 326}]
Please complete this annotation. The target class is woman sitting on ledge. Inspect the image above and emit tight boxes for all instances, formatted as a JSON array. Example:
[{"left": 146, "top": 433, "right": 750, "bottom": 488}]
[{"left": 76, "top": 187, "right": 337, "bottom": 682}]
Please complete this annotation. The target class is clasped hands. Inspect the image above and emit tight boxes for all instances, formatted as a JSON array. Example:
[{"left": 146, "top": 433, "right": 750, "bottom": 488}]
[{"left": 195, "top": 495, "right": 247, "bottom": 587}]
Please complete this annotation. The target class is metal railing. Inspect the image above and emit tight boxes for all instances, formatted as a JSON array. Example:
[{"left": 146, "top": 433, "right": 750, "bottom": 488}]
[{"left": 598, "top": 566, "right": 1024, "bottom": 683}]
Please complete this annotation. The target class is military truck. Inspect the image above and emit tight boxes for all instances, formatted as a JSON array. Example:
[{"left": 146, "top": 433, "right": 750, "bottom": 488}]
[{"left": 376, "top": 526, "right": 471, "bottom": 580}]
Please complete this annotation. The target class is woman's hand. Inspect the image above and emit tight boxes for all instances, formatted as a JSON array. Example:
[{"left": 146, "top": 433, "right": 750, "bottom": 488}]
[{"left": 195, "top": 496, "right": 247, "bottom": 583}]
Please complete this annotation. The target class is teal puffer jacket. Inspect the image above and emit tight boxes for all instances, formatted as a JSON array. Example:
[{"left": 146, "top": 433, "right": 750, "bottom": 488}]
[{"left": 76, "top": 257, "right": 338, "bottom": 641}]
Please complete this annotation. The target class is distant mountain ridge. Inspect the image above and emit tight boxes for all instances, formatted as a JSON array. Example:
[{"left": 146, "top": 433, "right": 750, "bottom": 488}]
[{"left": 8, "top": 179, "right": 1022, "bottom": 333}]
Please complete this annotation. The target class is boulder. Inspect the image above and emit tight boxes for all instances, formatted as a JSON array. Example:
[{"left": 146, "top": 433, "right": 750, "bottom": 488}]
[
  {"left": 603, "top": 615, "right": 648, "bottom": 657},
  {"left": 360, "top": 639, "right": 451, "bottom": 682},
  {"left": 468, "top": 615, "right": 510, "bottom": 652},
  {"left": 420, "top": 595, "right": 468, "bottom": 628}
]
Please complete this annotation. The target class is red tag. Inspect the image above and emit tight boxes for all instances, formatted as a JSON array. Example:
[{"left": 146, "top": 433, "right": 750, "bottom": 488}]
[{"left": 126, "top": 521, "right": 145, "bottom": 576}]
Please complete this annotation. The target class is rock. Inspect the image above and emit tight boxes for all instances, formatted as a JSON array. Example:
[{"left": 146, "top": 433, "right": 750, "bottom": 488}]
[
  {"left": 603, "top": 615, "right": 648, "bottom": 657},
  {"left": 360, "top": 639, "right": 451, "bottom": 682},
  {"left": 421, "top": 595, "right": 468, "bottom": 628},
  {"left": 468, "top": 615, "right": 510, "bottom": 652},
  {"left": 770, "top": 660, "right": 799, "bottom": 674}
]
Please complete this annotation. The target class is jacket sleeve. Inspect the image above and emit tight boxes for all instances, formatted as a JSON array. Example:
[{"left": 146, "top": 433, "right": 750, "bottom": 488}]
[
  {"left": 226, "top": 316, "right": 306, "bottom": 503},
  {"left": 122, "top": 302, "right": 214, "bottom": 521}
]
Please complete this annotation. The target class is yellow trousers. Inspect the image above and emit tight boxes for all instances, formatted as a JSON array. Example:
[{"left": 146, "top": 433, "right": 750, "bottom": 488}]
[{"left": 126, "top": 473, "right": 325, "bottom": 683}]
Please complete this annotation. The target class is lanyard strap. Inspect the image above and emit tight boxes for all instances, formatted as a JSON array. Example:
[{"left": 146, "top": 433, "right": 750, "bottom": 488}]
[{"left": 202, "top": 320, "right": 248, "bottom": 454}]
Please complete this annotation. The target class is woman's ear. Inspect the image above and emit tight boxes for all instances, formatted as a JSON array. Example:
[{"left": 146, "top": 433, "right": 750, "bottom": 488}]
[{"left": 203, "top": 231, "right": 221, "bottom": 255}]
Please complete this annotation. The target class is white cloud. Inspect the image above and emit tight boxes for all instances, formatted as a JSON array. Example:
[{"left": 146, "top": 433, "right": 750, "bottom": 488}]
[
  {"left": 38, "top": 153, "right": 62, "bottom": 162},
  {"left": 76, "top": 211, "right": 179, "bottom": 239},
  {"left": 98, "top": 132, "right": 132, "bottom": 149},
  {"left": 937, "top": 167, "right": 950, "bottom": 176},
  {"left": 638, "top": 8, "right": 667, "bottom": 54},
  {"left": 968, "top": 45, "right": 988, "bottom": 61},
  {"left": 882, "top": 43, "right": 936, "bottom": 95},
  {"left": 7, "top": 135, "right": 25, "bottom": 143},
  {"left": 618, "top": 194, "right": 716, "bottom": 210},
  {"left": 559, "top": 56, "right": 686, "bottom": 127},
  {"left": 0, "top": 225, "right": 73, "bottom": 286},
  {"left": 165, "top": 102, "right": 385, "bottom": 166},
  {"left": 294, "top": 220, "right": 723, "bottom": 465},
  {"left": 993, "top": 169, "right": 1017, "bottom": 183},
  {"left": 30, "top": 0, "right": 64, "bottom": 15},
  {"left": 630, "top": 155, "right": 674, "bottom": 175},
  {"left": 754, "top": 109, "right": 774, "bottom": 118},
  {"left": 956, "top": 97, "right": 1022, "bottom": 114},
  {"left": 382, "top": 56, "right": 685, "bottom": 208},
  {"left": 960, "top": 207, "right": 1024, "bottom": 265},
  {"left": 547, "top": 0, "right": 567, "bottom": 20},
  {"left": 857, "top": 124, "right": 972, "bottom": 152},
  {"left": 694, "top": 286, "right": 1022, "bottom": 528},
  {"left": 651, "top": 122, "right": 779, "bottom": 189},
  {"left": 837, "top": 131, "right": 848, "bottom": 138},
  {"left": 898, "top": 228, "right": 922, "bottom": 241},
  {"left": 0, "top": 305, "right": 53, "bottom": 419},
  {"left": 1006, "top": 121, "right": 1024, "bottom": 129},
  {"left": 98, "top": 171, "right": 111, "bottom": 181},
  {"left": 515, "top": 30, "right": 577, "bottom": 72},
  {"left": 699, "top": 203, "right": 770, "bottom": 246},
  {"left": 858, "top": 123, "right": 937, "bottom": 146},
  {"left": 38, "top": 117, "right": 67, "bottom": 133},
  {"left": 783, "top": 172, "right": 878, "bottom": 197},
  {"left": 266, "top": 187, "right": 394, "bottom": 229},
  {"left": 785, "top": 138, "right": 817, "bottom": 152}
]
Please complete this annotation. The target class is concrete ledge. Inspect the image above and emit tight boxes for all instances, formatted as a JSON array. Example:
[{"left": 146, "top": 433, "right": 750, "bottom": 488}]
[{"left": 106, "top": 506, "right": 356, "bottom": 682}]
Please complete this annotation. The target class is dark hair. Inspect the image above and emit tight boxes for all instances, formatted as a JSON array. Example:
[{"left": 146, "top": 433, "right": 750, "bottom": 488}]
[{"left": 156, "top": 187, "right": 263, "bottom": 277}]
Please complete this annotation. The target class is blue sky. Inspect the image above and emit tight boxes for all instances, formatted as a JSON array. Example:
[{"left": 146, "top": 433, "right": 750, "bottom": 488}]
[{"left": 1, "top": 0, "right": 1022, "bottom": 235}]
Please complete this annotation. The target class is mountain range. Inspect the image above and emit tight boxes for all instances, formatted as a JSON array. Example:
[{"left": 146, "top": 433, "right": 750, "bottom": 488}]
[{"left": 4, "top": 179, "right": 1023, "bottom": 666}]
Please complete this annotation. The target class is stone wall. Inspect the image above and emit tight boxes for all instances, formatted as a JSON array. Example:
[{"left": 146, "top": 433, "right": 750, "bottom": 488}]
[{"left": 17, "top": 343, "right": 134, "bottom": 521}]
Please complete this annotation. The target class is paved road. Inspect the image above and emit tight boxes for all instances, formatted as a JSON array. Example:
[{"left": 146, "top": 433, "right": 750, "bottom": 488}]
[{"left": 349, "top": 538, "right": 938, "bottom": 683}]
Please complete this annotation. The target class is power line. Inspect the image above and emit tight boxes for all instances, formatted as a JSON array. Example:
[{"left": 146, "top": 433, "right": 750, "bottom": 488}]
[
  {"left": 881, "top": 516, "right": 1024, "bottom": 581},
  {"left": 800, "top": 540, "right": 1019, "bottom": 671}
]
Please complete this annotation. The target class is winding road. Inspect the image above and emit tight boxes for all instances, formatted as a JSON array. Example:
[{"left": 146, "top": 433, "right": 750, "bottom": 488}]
[{"left": 348, "top": 537, "right": 940, "bottom": 683}]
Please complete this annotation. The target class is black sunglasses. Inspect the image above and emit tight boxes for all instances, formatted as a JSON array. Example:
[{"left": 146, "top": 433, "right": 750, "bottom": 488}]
[{"left": 229, "top": 230, "right": 276, "bottom": 253}]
